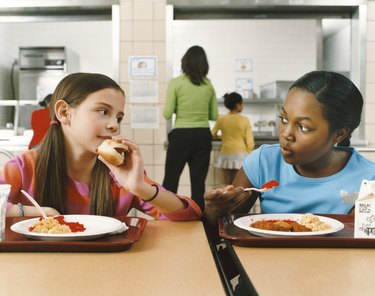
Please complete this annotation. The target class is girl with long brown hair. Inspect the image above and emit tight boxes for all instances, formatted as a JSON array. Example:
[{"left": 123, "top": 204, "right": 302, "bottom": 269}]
[{"left": 2, "top": 73, "right": 202, "bottom": 220}]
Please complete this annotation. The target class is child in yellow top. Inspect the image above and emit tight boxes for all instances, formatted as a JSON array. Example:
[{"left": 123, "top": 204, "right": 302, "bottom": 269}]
[{"left": 211, "top": 92, "right": 255, "bottom": 184}]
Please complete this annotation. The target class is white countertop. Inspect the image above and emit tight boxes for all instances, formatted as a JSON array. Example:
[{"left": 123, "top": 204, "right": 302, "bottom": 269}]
[{"left": 0, "top": 130, "right": 32, "bottom": 152}]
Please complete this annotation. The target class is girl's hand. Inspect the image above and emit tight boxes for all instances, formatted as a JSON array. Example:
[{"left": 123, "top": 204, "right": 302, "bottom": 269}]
[
  {"left": 98, "top": 136, "right": 146, "bottom": 193},
  {"left": 204, "top": 185, "right": 252, "bottom": 217},
  {"left": 42, "top": 207, "right": 61, "bottom": 216}
]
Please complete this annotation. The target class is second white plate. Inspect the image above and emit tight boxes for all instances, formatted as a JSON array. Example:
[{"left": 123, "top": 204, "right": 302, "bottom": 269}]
[{"left": 233, "top": 214, "right": 344, "bottom": 238}]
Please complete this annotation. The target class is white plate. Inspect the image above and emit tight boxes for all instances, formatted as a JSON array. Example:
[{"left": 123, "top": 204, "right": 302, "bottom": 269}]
[
  {"left": 11, "top": 215, "right": 126, "bottom": 241},
  {"left": 233, "top": 214, "right": 344, "bottom": 238}
]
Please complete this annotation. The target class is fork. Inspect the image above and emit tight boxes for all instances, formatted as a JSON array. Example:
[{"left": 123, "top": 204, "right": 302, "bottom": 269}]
[
  {"left": 243, "top": 180, "right": 280, "bottom": 193},
  {"left": 222, "top": 180, "right": 279, "bottom": 194},
  {"left": 243, "top": 187, "right": 272, "bottom": 193}
]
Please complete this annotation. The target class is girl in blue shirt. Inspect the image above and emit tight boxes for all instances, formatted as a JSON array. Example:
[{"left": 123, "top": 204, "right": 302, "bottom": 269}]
[{"left": 204, "top": 71, "right": 375, "bottom": 218}]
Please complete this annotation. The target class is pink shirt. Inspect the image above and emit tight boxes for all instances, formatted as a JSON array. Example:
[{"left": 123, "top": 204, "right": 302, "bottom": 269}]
[{"left": 1, "top": 150, "right": 202, "bottom": 221}]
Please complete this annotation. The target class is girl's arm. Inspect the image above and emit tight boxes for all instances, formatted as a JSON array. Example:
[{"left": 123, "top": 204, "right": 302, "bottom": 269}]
[
  {"left": 163, "top": 80, "right": 177, "bottom": 120},
  {"left": 99, "top": 137, "right": 187, "bottom": 213},
  {"left": 211, "top": 119, "right": 220, "bottom": 138},
  {"left": 208, "top": 83, "right": 219, "bottom": 121},
  {"left": 7, "top": 204, "right": 60, "bottom": 217}
]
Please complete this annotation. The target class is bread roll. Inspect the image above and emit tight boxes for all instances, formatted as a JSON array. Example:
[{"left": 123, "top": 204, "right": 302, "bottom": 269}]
[{"left": 96, "top": 139, "right": 129, "bottom": 166}]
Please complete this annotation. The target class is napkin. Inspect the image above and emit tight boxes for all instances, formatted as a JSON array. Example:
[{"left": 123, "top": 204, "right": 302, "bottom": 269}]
[
  {"left": 110, "top": 222, "right": 129, "bottom": 235},
  {"left": 357, "top": 180, "right": 375, "bottom": 201}
]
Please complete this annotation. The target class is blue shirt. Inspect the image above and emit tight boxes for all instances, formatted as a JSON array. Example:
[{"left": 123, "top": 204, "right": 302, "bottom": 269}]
[{"left": 243, "top": 144, "right": 375, "bottom": 214}]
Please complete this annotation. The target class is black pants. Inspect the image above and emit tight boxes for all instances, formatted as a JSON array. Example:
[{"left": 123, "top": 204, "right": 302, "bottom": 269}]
[{"left": 163, "top": 128, "right": 212, "bottom": 211}]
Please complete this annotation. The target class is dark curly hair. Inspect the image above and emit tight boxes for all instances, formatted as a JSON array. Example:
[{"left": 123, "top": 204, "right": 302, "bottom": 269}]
[{"left": 223, "top": 92, "right": 243, "bottom": 111}]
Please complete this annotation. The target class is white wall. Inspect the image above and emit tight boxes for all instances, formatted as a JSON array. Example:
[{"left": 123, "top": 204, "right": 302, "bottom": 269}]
[
  {"left": 171, "top": 19, "right": 320, "bottom": 98},
  {"left": 0, "top": 24, "right": 16, "bottom": 126},
  {"left": 8, "top": 21, "right": 113, "bottom": 77},
  {"left": 365, "top": 1, "right": 375, "bottom": 145},
  {"left": 323, "top": 23, "right": 351, "bottom": 73}
]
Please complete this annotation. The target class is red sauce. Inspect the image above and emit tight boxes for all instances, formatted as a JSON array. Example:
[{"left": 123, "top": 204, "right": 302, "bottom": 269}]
[
  {"left": 54, "top": 216, "right": 86, "bottom": 232},
  {"left": 261, "top": 180, "right": 280, "bottom": 189},
  {"left": 28, "top": 216, "right": 86, "bottom": 233}
]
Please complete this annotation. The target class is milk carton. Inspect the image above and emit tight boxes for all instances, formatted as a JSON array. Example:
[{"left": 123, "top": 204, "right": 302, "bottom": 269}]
[{"left": 354, "top": 180, "right": 375, "bottom": 238}]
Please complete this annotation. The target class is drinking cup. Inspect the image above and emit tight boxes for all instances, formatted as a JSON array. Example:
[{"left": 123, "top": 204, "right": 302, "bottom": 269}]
[{"left": 0, "top": 184, "right": 11, "bottom": 241}]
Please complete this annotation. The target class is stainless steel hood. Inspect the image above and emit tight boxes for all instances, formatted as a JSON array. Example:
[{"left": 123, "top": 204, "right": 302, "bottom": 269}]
[
  {"left": 0, "top": 0, "right": 119, "bottom": 22},
  {"left": 168, "top": 0, "right": 367, "bottom": 19}
]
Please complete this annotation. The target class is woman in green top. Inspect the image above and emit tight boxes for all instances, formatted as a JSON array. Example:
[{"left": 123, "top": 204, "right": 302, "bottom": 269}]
[{"left": 163, "top": 45, "right": 218, "bottom": 211}]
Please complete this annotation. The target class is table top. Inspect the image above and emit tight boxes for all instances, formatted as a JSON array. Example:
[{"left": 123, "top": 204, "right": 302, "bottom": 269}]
[
  {"left": 233, "top": 246, "right": 375, "bottom": 296},
  {"left": 0, "top": 220, "right": 225, "bottom": 296}
]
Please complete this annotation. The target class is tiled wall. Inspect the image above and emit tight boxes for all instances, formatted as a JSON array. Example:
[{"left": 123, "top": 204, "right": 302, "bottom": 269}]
[{"left": 119, "top": 0, "right": 169, "bottom": 187}]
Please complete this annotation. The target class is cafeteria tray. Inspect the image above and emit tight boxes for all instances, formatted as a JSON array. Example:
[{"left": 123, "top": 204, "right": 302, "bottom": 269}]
[
  {"left": 0, "top": 216, "right": 147, "bottom": 252},
  {"left": 219, "top": 214, "right": 375, "bottom": 248}
]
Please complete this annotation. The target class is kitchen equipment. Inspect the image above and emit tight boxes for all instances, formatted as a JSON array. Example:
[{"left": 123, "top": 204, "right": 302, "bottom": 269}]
[
  {"left": 253, "top": 120, "right": 273, "bottom": 138},
  {"left": 17, "top": 46, "right": 79, "bottom": 129},
  {"left": 260, "top": 80, "right": 294, "bottom": 100}
]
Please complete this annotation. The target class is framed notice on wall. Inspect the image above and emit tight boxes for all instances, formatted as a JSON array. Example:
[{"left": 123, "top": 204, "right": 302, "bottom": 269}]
[
  {"left": 129, "top": 80, "right": 159, "bottom": 103},
  {"left": 129, "top": 56, "right": 158, "bottom": 78},
  {"left": 235, "top": 58, "right": 252, "bottom": 72}
]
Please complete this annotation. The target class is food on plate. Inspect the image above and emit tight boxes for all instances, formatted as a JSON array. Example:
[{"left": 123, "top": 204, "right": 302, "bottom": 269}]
[
  {"left": 250, "top": 219, "right": 312, "bottom": 232},
  {"left": 96, "top": 139, "right": 129, "bottom": 166},
  {"left": 261, "top": 180, "right": 280, "bottom": 190},
  {"left": 250, "top": 214, "right": 331, "bottom": 232},
  {"left": 299, "top": 213, "right": 331, "bottom": 231},
  {"left": 28, "top": 216, "right": 86, "bottom": 234}
]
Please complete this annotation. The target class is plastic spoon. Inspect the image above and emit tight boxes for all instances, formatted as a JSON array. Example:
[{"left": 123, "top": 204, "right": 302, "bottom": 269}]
[
  {"left": 21, "top": 190, "right": 48, "bottom": 220},
  {"left": 223, "top": 180, "right": 279, "bottom": 194},
  {"left": 243, "top": 180, "right": 280, "bottom": 193}
]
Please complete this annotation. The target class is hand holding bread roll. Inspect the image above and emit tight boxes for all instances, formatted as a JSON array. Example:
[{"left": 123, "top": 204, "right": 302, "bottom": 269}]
[{"left": 96, "top": 139, "right": 129, "bottom": 166}]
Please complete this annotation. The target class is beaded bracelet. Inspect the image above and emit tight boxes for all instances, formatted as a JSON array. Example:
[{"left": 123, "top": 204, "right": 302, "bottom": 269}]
[
  {"left": 142, "top": 184, "right": 159, "bottom": 202},
  {"left": 17, "top": 203, "right": 25, "bottom": 217}
]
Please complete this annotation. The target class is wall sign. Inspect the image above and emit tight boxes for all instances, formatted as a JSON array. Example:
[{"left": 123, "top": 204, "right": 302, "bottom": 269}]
[{"left": 129, "top": 56, "right": 158, "bottom": 78}]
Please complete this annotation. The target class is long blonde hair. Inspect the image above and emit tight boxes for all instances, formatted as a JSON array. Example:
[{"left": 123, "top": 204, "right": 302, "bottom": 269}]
[{"left": 35, "top": 73, "right": 125, "bottom": 216}]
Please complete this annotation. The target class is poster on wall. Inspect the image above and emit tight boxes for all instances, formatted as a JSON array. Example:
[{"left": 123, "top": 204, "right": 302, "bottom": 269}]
[
  {"left": 129, "top": 56, "right": 158, "bottom": 78},
  {"left": 129, "top": 80, "right": 159, "bottom": 103},
  {"left": 235, "top": 58, "right": 252, "bottom": 72},
  {"left": 130, "top": 107, "right": 159, "bottom": 129}
]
